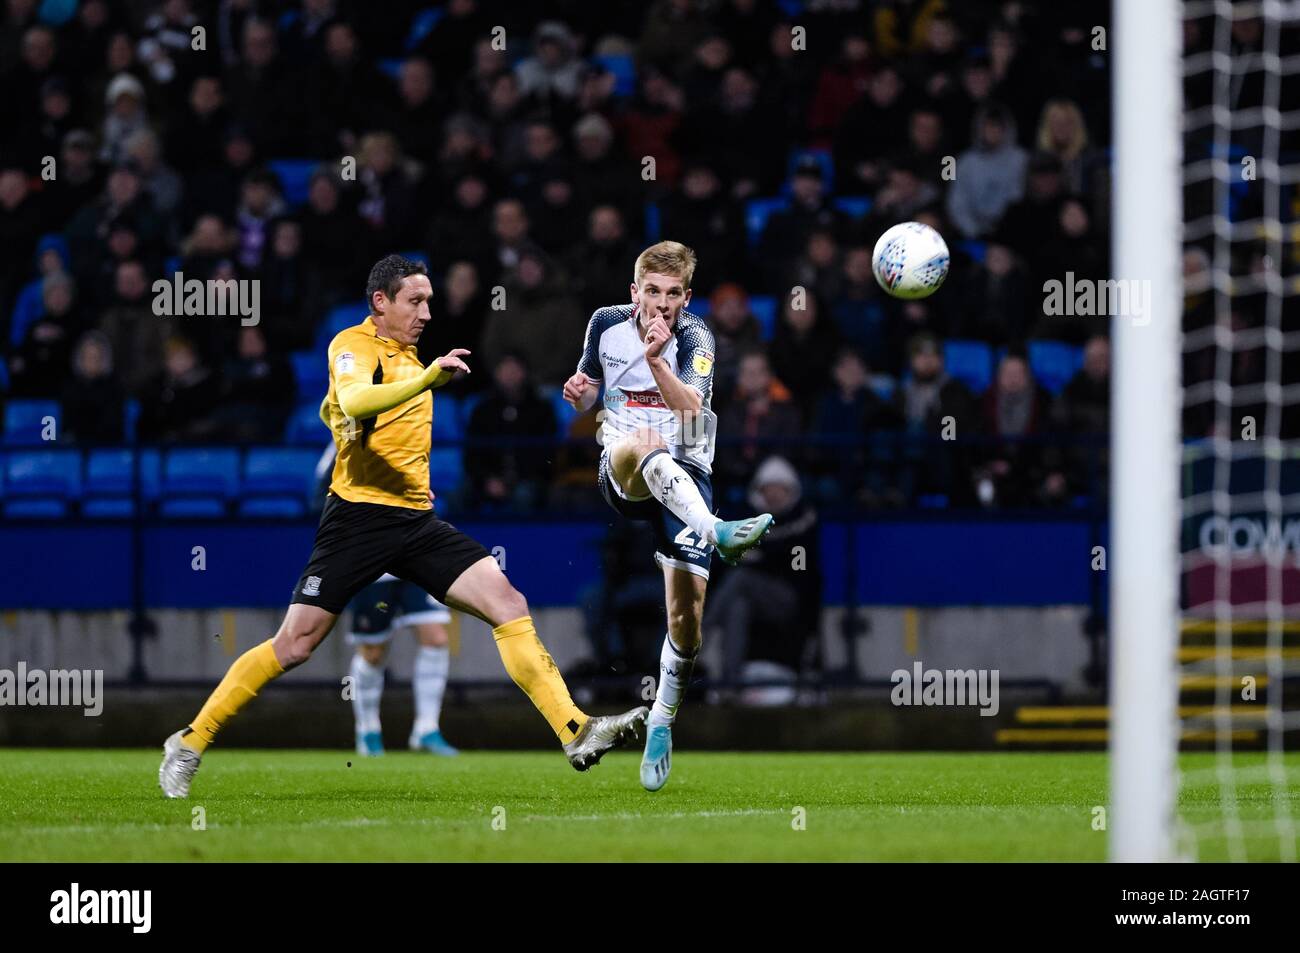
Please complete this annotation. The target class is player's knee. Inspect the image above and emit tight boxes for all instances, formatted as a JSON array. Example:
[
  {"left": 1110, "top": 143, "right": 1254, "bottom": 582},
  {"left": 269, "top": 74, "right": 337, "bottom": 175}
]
[
  {"left": 493, "top": 587, "right": 529, "bottom": 626},
  {"left": 358, "top": 643, "right": 386, "bottom": 666}
]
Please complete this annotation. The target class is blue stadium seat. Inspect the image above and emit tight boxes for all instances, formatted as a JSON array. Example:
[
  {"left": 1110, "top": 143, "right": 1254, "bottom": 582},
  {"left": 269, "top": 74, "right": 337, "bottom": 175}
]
[
  {"left": 82, "top": 498, "right": 135, "bottom": 519},
  {"left": 4, "top": 450, "right": 81, "bottom": 515},
  {"left": 162, "top": 448, "right": 240, "bottom": 499},
  {"left": 687, "top": 298, "right": 711, "bottom": 318},
  {"left": 267, "top": 159, "right": 318, "bottom": 207},
  {"left": 458, "top": 391, "right": 486, "bottom": 431},
  {"left": 377, "top": 57, "right": 403, "bottom": 80},
  {"left": 285, "top": 402, "right": 330, "bottom": 444},
  {"left": 399, "top": 250, "right": 430, "bottom": 268},
  {"left": 785, "top": 149, "right": 834, "bottom": 194},
  {"left": 85, "top": 448, "right": 161, "bottom": 502},
  {"left": 405, "top": 7, "right": 445, "bottom": 51},
  {"left": 644, "top": 202, "right": 661, "bottom": 244},
  {"left": 551, "top": 389, "right": 580, "bottom": 435},
  {"left": 1028, "top": 340, "right": 1084, "bottom": 396},
  {"left": 291, "top": 351, "right": 329, "bottom": 401},
  {"left": 3, "top": 400, "right": 59, "bottom": 446},
  {"left": 953, "top": 240, "right": 987, "bottom": 265},
  {"left": 123, "top": 398, "right": 141, "bottom": 443},
  {"left": 432, "top": 394, "right": 461, "bottom": 439},
  {"left": 315, "top": 301, "right": 370, "bottom": 352},
  {"left": 943, "top": 340, "right": 994, "bottom": 394},
  {"left": 745, "top": 197, "right": 790, "bottom": 248},
  {"left": 833, "top": 196, "right": 873, "bottom": 219},
  {"left": 868, "top": 374, "right": 897, "bottom": 403},
  {"left": 430, "top": 393, "right": 464, "bottom": 496},
  {"left": 238, "top": 497, "right": 307, "bottom": 518},
  {"left": 160, "top": 498, "right": 227, "bottom": 519},
  {"left": 592, "top": 53, "right": 637, "bottom": 97},
  {"left": 243, "top": 448, "right": 320, "bottom": 501},
  {"left": 749, "top": 295, "right": 778, "bottom": 340}
]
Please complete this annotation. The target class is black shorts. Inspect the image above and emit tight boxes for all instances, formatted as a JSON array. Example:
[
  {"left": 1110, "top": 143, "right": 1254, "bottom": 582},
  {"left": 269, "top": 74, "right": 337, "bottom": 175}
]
[{"left": 292, "top": 494, "right": 491, "bottom": 614}]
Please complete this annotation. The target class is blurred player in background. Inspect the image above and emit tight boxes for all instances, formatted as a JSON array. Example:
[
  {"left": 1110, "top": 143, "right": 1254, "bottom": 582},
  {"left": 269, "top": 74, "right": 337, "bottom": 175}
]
[
  {"left": 563, "top": 241, "right": 773, "bottom": 792},
  {"left": 348, "top": 575, "right": 458, "bottom": 757}
]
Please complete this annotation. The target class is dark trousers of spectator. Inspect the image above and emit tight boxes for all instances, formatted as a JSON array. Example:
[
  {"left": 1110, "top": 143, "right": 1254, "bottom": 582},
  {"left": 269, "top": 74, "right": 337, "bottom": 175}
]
[{"left": 703, "top": 568, "right": 801, "bottom": 683}]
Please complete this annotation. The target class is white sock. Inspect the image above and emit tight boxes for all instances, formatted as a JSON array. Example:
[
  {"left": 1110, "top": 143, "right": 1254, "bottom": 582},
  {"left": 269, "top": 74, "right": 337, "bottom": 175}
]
[
  {"left": 350, "top": 653, "right": 384, "bottom": 735},
  {"left": 640, "top": 449, "right": 722, "bottom": 545},
  {"left": 648, "top": 633, "right": 697, "bottom": 728},
  {"left": 412, "top": 645, "right": 449, "bottom": 737}
]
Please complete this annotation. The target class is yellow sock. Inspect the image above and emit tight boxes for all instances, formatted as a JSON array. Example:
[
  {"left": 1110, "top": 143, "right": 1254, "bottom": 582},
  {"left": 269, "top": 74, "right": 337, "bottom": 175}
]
[
  {"left": 493, "top": 615, "right": 588, "bottom": 744},
  {"left": 181, "top": 639, "right": 285, "bottom": 753}
]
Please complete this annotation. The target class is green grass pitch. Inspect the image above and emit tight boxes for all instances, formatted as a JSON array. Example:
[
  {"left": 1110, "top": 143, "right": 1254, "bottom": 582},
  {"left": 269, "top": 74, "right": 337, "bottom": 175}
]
[{"left": 1, "top": 750, "right": 1296, "bottom": 861}]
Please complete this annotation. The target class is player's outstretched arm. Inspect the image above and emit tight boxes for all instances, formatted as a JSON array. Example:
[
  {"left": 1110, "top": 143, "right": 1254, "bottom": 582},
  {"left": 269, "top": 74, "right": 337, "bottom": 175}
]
[{"left": 336, "top": 349, "right": 471, "bottom": 421}]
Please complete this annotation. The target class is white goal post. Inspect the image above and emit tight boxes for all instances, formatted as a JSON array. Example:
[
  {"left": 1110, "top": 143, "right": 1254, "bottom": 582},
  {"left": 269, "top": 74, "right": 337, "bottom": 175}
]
[{"left": 1109, "top": 0, "right": 1183, "bottom": 862}]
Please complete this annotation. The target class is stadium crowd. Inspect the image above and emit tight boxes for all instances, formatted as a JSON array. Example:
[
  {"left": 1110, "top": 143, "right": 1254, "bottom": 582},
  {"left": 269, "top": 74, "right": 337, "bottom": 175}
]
[{"left": 1, "top": 0, "right": 1114, "bottom": 513}]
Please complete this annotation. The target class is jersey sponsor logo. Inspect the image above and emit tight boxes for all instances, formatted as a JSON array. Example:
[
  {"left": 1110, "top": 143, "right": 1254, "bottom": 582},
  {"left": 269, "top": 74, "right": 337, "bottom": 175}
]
[
  {"left": 302, "top": 575, "right": 322, "bottom": 596},
  {"left": 692, "top": 350, "right": 714, "bottom": 377},
  {"left": 623, "top": 388, "right": 667, "bottom": 408},
  {"left": 334, "top": 352, "right": 355, "bottom": 375}
]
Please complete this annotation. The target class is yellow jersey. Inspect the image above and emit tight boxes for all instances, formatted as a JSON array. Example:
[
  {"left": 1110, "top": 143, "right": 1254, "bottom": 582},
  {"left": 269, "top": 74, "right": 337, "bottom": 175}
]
[{"left": 323, "top": 316, "right": 432, "bottom": 509}]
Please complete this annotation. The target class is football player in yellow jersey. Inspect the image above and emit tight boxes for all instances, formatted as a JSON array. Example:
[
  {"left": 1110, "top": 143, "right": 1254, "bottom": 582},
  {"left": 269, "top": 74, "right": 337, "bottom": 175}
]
[{"left": 159, "top": 255, "right": 646, "bottom": 797}]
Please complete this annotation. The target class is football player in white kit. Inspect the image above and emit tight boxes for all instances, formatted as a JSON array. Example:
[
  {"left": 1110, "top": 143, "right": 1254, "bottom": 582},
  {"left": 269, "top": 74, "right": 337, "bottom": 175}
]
[{"left": 562, "top": 241, "right": 773, "bottom": 792}]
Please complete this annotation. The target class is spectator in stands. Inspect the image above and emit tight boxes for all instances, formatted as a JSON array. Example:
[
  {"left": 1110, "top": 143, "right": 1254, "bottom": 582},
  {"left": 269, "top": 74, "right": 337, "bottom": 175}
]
[
  {"left": 976, "top": 352, "right": 1056, "bottom": 507},
  {"left": 784, "top": 226, "right": 841, "bottom": 304},
  {"left": 122, "top": 129, "right": 181, "bottom": 223},
  {"left": 486, "top": 197, "right": 540, "bottom": 284},
  {"left": 683, "top": 66, "right": 781, "bottom": 197},
  {"left": 425, "top": 171, "right": 495, "bottom": 279},
  {"left": 717, "top": 348, "right": 804, "bottom": 491},
  {"left": 98, "top": 258, "right": 163, "bottom": 398},
  {"left": 759, "top": 155, "right": 848, "bottom": 285},
  {"left": 565, "top": 204, "right": 636, "bottom": 319},
  {"left": 658, "top": 159, "right": 746, "bottom": 294},
  {"left": 136, "top": 335, "right": 220, "bottom": 443},
  {"left": 862, "top": 157, "right": 941, "bottom": 241},
  {"left": 806, "top": 33, "right": 873, "bottom": 147},
  {"left": 258, "top": 218, "right": 317, "bottom": 353},
  {"left": 22, "top": 75, "right": 76, "bottom": 172},
  {"left": 704, "top": 455, "right": 821, "bottom": 686},
  {"left": 571, "top": 113, "right": 642, "bottom": 232},
  {"left": 1033, "top": 197, "right": 1105, "bottom": 342},
  {"left": 388, "top": 57, "right": 445, "bottom": 162},
  {"left": 302, "top": 165, "right": 367, "bottom": 303},
  {"left": 223, "top": 17, "right": 302, "bottom": 156},
  {"left": 231, "top": 166, "right": 286, "bottom": 272},
  {"left": 827, "top": 246, "right": 889, "bottom": 370},
  {"left": 812, "top": 347, "right": 899, "bottom": 505},
  {"left": 955, "top": 242, "right": 1033, "bottom": 347},
  {"left": 61, "top": 329, "right": 124, "bottom": 442},
  {"left": 304, "top": 20, "right": 389, "bottom": 155},
  {"left": 946, "top": 102, "right": 1027, "bottom": 239},
  {"left": 771, "top": 291, "right": 843, "bottom": 422},
  {"left": 617, "top": 69, "right": 685, "bottom": 188},
  {"left": 895, "top": 333, "right": 977, "bottom": 505},
  {"left": 0, "top": 164, "right": 47, "bottom": 322},
  {"left": 835, "top": 65, "right": 908, "bottom": 192},
  {"left": 9, "top": 272, "right": 79, "bottom": 397},
  {"left": 464, "top": 352, "right": 557, "bottom": 510},
  {"left": 515, "top": 20, "right": 584, "bottom": 115},
  {"left": 44, "top": 129, "right": 105, "bottom": 230},
  {"left": 99, "top": 72, "right": 149, "bottom": 167},
  {"left": 8, "top": 234, "right": 71, "bottom": 351},
  {"left": 479, "top": 249, "right": 583, "bottom": 388},
  {"left": 212, "top": 325, "right": 293, "bottom": 442},
  {"left": 168, "top": 75, "right": 229, "bottom": 176},
  {"left": 1053, "top": 334, "right": 1110, "bottom": 498},
  {"left": 65, "top": 162, "right": 164, "bottom": 304},
  {"left": 705, "top": 282, "right": 762, "bottom": 415},
  {"left": 354, "top": 131, "right": 419, "bottom": 251},
  {"left": 180, "top": 120, "right": 258, "bottom": 223},
  {"left": 1035, "top": 98, "right": 1102, "bottom": 196},
  {"left": 420, "top": 260, "right": 488, "bottom": 389}
]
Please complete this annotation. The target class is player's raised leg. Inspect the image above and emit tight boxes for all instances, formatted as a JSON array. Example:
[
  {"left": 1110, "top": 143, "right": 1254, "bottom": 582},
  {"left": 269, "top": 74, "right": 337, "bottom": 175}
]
[
  {"left": 610, "top": 429, "right": 773, "bottom": 565},
  {"left": 159, "top": 603, "right": 336, "bottom": 798},
  {"left": 441, "top": 555, "right": 646, "bottom": 770},
  {"left": 641, "top": 565, "right": 707, "bottom": 792}
]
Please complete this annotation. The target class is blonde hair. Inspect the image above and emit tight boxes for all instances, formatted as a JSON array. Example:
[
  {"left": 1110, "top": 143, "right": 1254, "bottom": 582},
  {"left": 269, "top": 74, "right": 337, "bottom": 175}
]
[
  {"left": 1036, "top": 98, "right": 1089, "bottom": 162},
  {"left": 634, "top": 240, "right": 697, "bottom": 289}
]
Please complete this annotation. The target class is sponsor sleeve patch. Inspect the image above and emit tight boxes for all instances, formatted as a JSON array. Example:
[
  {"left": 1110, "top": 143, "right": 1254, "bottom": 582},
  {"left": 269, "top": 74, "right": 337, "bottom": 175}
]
[
  {"left": 692, "top": 350, "right": 714, "bottom": 377},
  {"left": 334, "top": 351, "right": 355, "bottom": 375}
]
